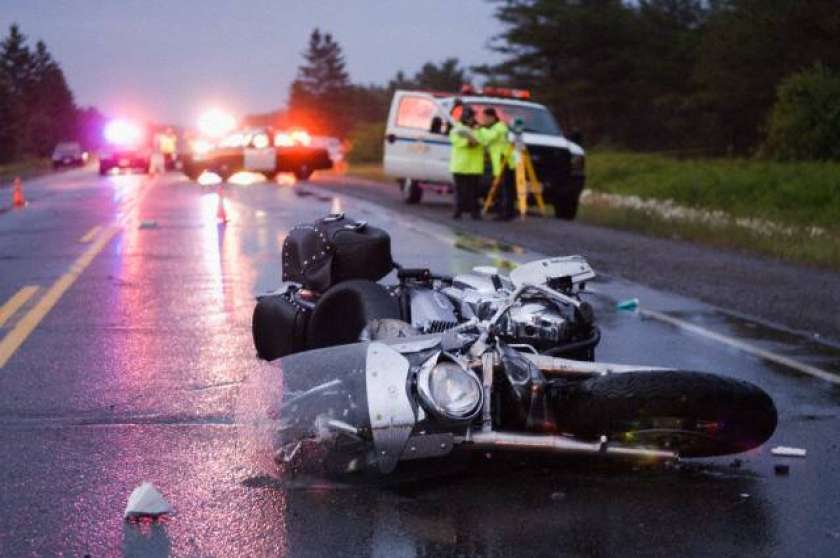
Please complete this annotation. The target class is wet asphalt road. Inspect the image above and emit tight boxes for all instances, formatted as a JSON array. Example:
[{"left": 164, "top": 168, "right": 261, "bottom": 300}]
[{"left": 0, "top": 168, "right": 839, "bottom": 557}]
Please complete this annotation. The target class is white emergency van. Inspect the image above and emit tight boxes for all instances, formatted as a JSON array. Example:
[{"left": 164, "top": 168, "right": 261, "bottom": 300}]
[{"left": 383, "top": 87, "right": 586, "bottom": 219}]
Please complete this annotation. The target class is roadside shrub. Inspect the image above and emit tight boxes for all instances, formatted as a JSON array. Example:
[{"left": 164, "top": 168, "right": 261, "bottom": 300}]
[
  {"left": 763, "top": 64, "right": 840, "bottom": 161},
  {"left": 346, "top": 121, "right": 385, "bottom": 164}
]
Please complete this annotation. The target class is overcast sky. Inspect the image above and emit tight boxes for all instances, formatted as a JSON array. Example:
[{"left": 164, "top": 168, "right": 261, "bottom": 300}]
[{"left": 0, "top": 0, "right": 504, "bottom": 125}]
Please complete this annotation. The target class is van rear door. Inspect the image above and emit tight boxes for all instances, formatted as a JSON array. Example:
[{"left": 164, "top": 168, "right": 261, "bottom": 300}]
[{"left": 384, "top": 91, "right": 448, "bottom": 182}]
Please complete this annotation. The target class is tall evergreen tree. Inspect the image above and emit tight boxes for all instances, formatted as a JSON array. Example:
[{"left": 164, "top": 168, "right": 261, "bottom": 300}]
[
  {"left": 25, "top": 40, "right": 76, "bottom": 155},
  {"left": 0, "top": 24, "right": 34, "bottom": 160},
  {"left": 288, "top": 29, "right": 352, "bottom": 136}
]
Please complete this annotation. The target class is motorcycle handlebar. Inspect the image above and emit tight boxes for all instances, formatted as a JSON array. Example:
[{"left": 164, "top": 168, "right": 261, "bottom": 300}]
[{"left": 397, "top": 268, "right": 452, "bottom": 283}]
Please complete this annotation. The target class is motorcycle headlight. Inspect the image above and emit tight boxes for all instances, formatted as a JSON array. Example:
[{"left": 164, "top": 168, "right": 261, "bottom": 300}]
[{"left": 417, "top": 360, "right": 483, "bottom": 422}]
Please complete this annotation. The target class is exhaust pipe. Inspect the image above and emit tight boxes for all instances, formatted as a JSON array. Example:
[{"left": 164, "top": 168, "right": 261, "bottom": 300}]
[{"left": 462, "top": 431, "right": 677, "bottom": 461}]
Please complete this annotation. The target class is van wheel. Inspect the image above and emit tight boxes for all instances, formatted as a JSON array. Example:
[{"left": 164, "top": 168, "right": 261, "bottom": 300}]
[
  {"left": 552, "top": 178, "right": 584, "bottom": 220},
  {"left": 400, "top": 179, "right": 422, "bottom": 204}
]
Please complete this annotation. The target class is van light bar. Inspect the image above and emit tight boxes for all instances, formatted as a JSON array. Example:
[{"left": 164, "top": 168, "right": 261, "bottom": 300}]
[{"left": 460, "top": 84, "right": 531, "bottom": 100}]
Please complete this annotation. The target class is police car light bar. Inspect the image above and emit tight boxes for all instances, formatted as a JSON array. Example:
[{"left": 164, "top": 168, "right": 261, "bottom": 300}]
[{"left": 459, "top": 84, "right": 531, "bottom": 100}]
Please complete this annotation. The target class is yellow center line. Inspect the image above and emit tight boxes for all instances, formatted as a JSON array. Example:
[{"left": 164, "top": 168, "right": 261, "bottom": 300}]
[
  {"left": 0, "top": 174, "right": 160, "bottom": 369},
  {"left": 0, "top": 286, "right": 39, "bottom": 328},
  {"left": 79, "top": 225, "right": 102, "bottom": 243},
  {"left": 0, "top": 226, "right": 120, "bottom": 368}
]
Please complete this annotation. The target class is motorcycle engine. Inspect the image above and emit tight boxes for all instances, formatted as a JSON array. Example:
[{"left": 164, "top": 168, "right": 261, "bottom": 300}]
[{"left": 406, "top": 265, "right": 591, "bottom": 351}]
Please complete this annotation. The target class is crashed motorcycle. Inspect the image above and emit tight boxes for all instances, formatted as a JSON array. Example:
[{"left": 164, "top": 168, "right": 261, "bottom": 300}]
[
  {"left": 249, "top": 214, "right": 777, "bottom": 477},
  {"left": 253, "top": 214, "right": 601, "bottom": 362}
]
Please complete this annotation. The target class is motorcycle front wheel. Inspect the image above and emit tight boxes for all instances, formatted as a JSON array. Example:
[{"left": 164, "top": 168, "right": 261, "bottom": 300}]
[{"left": 554, "top": 371, "right": 777, "bottom": 458}]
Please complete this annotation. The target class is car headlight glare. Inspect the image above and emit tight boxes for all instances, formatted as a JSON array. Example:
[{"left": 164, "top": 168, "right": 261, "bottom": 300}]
[{"left": 418, "top": 360, "right": 482, "bottom": 421}]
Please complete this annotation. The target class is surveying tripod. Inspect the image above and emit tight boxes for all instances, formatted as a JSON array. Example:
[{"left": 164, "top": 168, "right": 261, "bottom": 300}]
[{"left": 482, "top": 128, "right": 546, "bottom": 218}]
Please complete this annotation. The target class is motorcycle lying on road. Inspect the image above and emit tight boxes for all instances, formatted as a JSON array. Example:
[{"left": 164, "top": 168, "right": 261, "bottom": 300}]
[{"left": 250, "top": 214, "right": 777, "bottom": 477}]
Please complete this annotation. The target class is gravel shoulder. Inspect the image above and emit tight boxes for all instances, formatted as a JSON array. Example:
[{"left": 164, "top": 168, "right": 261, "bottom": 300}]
[{"left": 311, "top": 174, "right": 840, "bottom": 344}]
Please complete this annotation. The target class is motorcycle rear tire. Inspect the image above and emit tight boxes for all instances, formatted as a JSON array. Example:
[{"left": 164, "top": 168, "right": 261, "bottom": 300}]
[{"left": 554, "top": 371, "right": 777, "bottom": 457}]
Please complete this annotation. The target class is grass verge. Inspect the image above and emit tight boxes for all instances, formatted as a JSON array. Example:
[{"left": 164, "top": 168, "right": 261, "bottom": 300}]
[
  {"left": 0, "top": 158, "right": 52, "bottom": 184},
  {"left": 577, "top": 202, "right": 840, "bottom": 270},
  {"left": 588, "top": 151, "right": 840, "bottom": 230}
]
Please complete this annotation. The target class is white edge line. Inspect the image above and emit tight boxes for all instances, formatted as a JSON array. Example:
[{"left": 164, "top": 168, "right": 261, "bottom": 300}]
[{"left": 641, "top": 308, "right": 840, "bottom": 385}]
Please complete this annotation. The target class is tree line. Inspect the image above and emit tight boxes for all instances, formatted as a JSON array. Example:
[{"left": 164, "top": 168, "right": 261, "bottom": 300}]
[
  {"left": 0, "top": 25, "right": 97, "bottom": 164},
  {"left": 477, "top": 0, "right": 840, "bottom": 157},
  {"left": 288, "top": 1, "right": 840, "bottom": 161}
]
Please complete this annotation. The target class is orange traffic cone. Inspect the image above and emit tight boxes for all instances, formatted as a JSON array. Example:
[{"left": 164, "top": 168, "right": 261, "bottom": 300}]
[
  {"left": 12, "top": 176, "right": 26, "bottom": 208},
  {"left": 216, "top": 184, "right": 228, "bottom": 224}
]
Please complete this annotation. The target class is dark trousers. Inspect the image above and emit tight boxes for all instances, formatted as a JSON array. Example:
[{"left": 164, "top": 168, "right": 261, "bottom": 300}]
[
  {"left": 495, "top": 167, "right": 515, "bottom": 219},
  {"left": 452, "top": 173, "right": 481, "bottom": 217}
]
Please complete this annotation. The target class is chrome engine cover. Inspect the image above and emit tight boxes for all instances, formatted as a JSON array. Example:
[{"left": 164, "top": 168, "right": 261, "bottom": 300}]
[{"left": 409, "top": 288, "right": 459, "bottom": 332}]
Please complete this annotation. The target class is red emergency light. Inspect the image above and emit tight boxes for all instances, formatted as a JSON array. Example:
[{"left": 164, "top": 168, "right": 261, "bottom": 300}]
[{"left": 460, "top": 84, "right": 531, "bottom": 100}]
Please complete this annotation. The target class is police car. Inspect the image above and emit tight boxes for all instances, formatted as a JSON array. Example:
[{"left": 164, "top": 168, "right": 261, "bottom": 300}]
[
  {"left": 99, "top": 119, "right": 151, "bottom": 175},
  {"left": 182, "top": 127, "right": 332, "bottom": 182},
  {"left": 383, "top": 87, "right": 585, "bottom": 219}
]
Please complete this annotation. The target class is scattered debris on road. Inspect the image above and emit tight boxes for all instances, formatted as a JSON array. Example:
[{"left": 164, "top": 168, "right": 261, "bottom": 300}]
[
  {"left": 771, "top": 446, "right": 807, "bottom": 457},
  {"left": 124, "top": 482, "right": 173, "bottom": 520},
  {"left": 616, "top": 297, "right": 639, "bottom": 311}
]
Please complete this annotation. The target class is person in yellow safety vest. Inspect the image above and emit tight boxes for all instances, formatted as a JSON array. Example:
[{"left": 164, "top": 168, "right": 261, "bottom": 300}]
[
  {"left": 449, "top": 106, "right": 484, "bottom": 220},
  {"left": 476, "top": 107, "right": 516, "bottom": 221}
]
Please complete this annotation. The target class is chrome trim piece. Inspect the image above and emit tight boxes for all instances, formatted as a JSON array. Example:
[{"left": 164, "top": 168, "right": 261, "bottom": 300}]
[
  {"left": 366, "top": 342, "right": 415, "bottom": 474},
  {"left": 481, "top": 352, "right": 494, "bottom": 432},
  {"left": 384, "top": 334, "right": 442, "bottom": 353},
  {"left": 509, "top": 256, "right": 595, "bottom": 289}
]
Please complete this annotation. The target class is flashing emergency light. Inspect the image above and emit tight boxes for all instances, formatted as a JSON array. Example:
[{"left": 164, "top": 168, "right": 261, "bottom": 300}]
[
  {"left": 274, "top": 129, "right": 311, "bottom": 147},
  {"left": 459, "top": 84, "right": 531, "bottom": 100},
  {"left": 290, "top": 130, "right": 311, "bottom": 146},
  {"left": 274, "top": 132, "right": 293, "bottom": 147},
  {"left": 197, "top": 109, "right": 236, "bottom": 139},
  {"left": 104, "top": 119, "right": 143, "bottom": 146},
  {"left": 191, "top": 138, "right": 213, "bottom": 155},
  {"left": 252, "top": 132, "right": 270, "bottom": 149}
]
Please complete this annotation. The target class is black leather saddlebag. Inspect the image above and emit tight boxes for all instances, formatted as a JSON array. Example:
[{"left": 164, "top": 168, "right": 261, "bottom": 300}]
[
  {"left": 282, "top": 213, "right": 393, "bottom": 292},
  {"left": 252, "top": 288, "right": 311, "bottom": 361}
]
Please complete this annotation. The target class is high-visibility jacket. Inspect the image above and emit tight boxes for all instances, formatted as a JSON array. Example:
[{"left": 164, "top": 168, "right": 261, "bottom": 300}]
[
  {"left": 449, "top": 123, "right": 484, "bottom": 175},
  {"left": 476, "top": 120, "right": 514, "bottom": 177}
]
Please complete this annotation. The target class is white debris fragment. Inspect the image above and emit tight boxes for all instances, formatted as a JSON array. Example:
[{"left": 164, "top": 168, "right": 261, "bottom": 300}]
[
  {"left": 771, "top": 446, "right": 807, "bottom": 457},
  {"left": 124, "top": 482, "right": 173, "bottom": 520}
]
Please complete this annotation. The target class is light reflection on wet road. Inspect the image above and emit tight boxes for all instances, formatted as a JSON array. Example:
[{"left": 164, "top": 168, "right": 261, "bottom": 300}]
[{"left": 0, "top": 169, "right": 838, "bottom": 557}]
